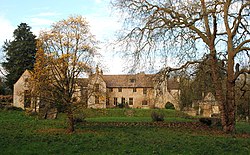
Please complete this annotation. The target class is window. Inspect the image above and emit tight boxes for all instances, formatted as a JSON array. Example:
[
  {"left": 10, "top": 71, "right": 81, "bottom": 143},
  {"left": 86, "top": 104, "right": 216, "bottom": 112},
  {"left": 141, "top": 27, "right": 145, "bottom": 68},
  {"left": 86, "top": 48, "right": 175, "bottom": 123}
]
[
  {"left": 129, "top": 98, "right": 133, "bottom": 105},
  {"left": 94, "top": 84, "right": 99, "bottom": 92},
  {"left": 142, "top": 100, "right": 148, "bottom": 105},
  {"left": 118, "top": 88, "right": 122, "bottom": 92},
  {"left": 133, "top": 88, "right": 137, "bottom": 92},
  {"left": 110, "top": 88, "right": 113, "bottom": 92},
  {"left": 114, "top": 97, "right": 118, "bottom": 106},
  {"left": 106, "top": 98, "right": 110, "bottom": 106},
  {"left": 143, "top": 88, "right": 147, "bottom": 95},
  {"left": 95, "top": 96, "right": 99, "bottom": 104},
  {"left": 121, "top": 97, "right": 125, "bottom": 104},
  {"left": 130, "top": 79, "right": 136, "bottom": 83}
]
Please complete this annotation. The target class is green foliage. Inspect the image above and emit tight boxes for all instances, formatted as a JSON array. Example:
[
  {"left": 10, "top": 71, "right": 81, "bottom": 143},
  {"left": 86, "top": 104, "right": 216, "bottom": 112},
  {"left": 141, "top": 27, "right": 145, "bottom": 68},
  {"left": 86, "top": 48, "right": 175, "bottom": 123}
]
[
  {"left": 2, "top": 23, "right": 37, "bottom": 91},
  {"left": 151, "top": 111, "right": 165, "bottom": 122},
  {"left": 74, "top": 113, "right": 86, "bottom": 124},
  {"left": 0, "top": 77, "right": 11, "bottom": 95},
  {"left": 236, "top": 122, "right": 250, "bottom": 134},
  {"left": 191, "top": 58, "right": 217, "bottom": 98},
  {"left": 1, "top": 110, "right": 250, "bottom": 154},
  {"left": 179, "top": 58, "right": 226, "bottom": 109},
  {"left": 1, "top": 106, "right": 23, "bottom": 111},
  {"left": 117, "top": 102, "right": 129, "bottom": 108},
  {"left": 199, "top": 117, "right": 221, "bottom": 127},
  {"left": 179, "top": 75, "right": 195, "bottom": 108},
  {"left": 165, "top": 102, "right": 175, "bottom": 109}
]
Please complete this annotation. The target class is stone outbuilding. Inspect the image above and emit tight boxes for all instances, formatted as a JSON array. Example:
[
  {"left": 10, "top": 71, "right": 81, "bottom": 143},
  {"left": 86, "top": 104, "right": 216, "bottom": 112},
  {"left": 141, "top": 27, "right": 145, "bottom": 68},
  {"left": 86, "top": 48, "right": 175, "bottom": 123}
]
[
  {"left": 185, "top": 92, "right": 220, "bottom": 117},
  {"left": 13, "top": 70, "right": 32, "bottom": 109},
  {"left": 196, "top": 92, "right": 220, "bottom": 117}
]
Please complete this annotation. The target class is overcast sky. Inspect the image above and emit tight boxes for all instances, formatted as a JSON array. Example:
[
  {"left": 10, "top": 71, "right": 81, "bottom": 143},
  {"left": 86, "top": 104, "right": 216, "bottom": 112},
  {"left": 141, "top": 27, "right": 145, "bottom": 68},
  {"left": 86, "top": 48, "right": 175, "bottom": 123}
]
[{"left": 0, "top": 0, "right": 127, "bottom": 74}]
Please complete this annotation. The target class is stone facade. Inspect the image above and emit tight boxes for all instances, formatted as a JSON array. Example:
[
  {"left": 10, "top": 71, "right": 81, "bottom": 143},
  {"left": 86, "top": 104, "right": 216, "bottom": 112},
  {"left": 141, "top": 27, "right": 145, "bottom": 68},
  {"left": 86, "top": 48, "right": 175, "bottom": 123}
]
[
  {"left": 13, "top": 68, "right": 181, "bottom": 110},
  {"left": 196, "top": 92, "right": 220, "bottom": 117},
  {"left": 184, "top": 92, "right": 220, "bottom": 117},
  {"left": 13, "top": 70, "right": 32, "bottom": 109},
  {"left": 87, "top": 67, "right": 180, "bottom": 109}
]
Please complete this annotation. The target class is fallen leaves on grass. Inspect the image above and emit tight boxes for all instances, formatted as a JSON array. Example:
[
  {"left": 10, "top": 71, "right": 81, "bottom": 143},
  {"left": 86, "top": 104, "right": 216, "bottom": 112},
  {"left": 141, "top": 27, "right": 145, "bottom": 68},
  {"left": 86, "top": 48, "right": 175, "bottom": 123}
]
[
  {"left": 34, "top": 122, "right": 250, "bottom": 138},
  {"left": 35, "top": 128, "right": 104, "bottom": 135},
  {"left": 80, "top": 121, "right": 250, "bottom": 138}
]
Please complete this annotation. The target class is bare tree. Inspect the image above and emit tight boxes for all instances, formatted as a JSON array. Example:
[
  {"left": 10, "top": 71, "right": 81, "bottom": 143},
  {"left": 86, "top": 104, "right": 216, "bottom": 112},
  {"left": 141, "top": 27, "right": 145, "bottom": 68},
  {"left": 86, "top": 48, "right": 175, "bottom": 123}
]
[
  {"left": 34, "top": 15, "right": 97, "bottom": 133},
  {"left": 111, "top": 0, "right": 250, "bottom": 133}
]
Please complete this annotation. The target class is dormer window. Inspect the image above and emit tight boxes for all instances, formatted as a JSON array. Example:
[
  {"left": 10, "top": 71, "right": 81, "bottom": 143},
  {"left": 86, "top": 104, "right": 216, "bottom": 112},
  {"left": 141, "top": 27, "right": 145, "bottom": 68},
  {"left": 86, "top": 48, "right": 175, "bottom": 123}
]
[{"left": 130, "top": 79, "right": 136, "bottom": 83}]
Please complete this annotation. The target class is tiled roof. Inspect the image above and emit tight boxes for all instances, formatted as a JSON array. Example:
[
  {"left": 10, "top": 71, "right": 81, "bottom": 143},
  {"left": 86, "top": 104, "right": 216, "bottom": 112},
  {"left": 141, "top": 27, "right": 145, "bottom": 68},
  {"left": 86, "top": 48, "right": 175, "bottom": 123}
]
[
  {"left": 76, "top": 78, "right": 89, "bottom": 87},
  {"left": 102, "top": 73, "right": 155, "bottom": 88},
  {"left": 81, "top": 72, "right": 180, "bottom": 90}
]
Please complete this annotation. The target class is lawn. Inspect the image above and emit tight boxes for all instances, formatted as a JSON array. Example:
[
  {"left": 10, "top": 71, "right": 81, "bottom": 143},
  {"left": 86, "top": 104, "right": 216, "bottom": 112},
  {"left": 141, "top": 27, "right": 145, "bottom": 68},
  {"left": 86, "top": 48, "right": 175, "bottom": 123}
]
[
  {"left": 82, "top": 108, "right": 194, "bottom": 122},
  {"left": 0, "top": 109, "right": 250, "bottom": 155}
]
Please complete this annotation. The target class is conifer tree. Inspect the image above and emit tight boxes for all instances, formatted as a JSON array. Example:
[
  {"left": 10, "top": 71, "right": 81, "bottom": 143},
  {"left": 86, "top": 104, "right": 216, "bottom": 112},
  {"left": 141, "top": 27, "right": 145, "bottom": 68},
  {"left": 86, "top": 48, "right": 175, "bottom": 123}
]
[{"left": 2, "top": 23, "right": 37, "bottom": 92}]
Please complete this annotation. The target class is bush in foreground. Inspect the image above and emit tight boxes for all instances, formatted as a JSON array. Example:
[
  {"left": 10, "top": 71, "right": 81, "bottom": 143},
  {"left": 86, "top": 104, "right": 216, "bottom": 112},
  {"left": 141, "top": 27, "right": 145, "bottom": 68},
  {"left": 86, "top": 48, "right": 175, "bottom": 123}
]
[
  {"left": 151, "top": 111, "right": 165, "bottom": 122},
  {"left": 199, "top": 117, "right": 221, "bottom": 127},
  {"left": 165, "top": 102, "right": 175, "bottom": 110}
]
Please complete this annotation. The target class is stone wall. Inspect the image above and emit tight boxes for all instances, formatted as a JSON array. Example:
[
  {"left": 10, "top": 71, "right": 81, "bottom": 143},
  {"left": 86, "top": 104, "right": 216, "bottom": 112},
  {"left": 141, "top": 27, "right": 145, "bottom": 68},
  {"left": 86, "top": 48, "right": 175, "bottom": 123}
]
[
  {"left": 13, "top": 70, "right": 32, "bottom": 109},
  {"left": 14, "top": 69, "right": 181, "bottom": 110},
  {"left": 88, "top": 73, "right": 107, "bottom": 108},
  {"left": 154, "top": 80, "right": 180, "bottom": 110},
  {"left": 184, "top": 92, "right": 220, "bottom": 117},
  {"left": 106, "top": 87, "right": 154, "bottom": 109}
]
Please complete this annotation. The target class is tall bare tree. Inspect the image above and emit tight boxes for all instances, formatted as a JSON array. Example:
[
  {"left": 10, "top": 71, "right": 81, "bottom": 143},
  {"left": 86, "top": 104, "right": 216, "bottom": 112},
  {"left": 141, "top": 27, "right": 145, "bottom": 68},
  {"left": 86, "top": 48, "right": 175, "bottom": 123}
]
[
  {"left": 35, "top": 15, "right": 97, "bottom": 132},
  {"left": 111, "top": 0, "right": 250, "bottom": 133}
]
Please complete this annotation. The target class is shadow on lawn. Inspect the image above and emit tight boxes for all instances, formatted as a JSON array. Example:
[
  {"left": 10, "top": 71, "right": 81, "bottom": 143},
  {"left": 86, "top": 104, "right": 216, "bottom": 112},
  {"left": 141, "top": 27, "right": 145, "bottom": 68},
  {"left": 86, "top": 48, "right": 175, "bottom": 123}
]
[{"left": 35, "top": 121, "right": 250, "bottom": 138}]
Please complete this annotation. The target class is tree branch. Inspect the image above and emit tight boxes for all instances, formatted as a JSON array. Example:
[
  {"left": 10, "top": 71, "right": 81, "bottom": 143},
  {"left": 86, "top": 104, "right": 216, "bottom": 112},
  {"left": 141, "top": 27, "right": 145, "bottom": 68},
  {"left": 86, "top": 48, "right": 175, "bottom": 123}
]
[
  {"left": 232, "top": 1, "right": 250, "bottom": 37},
  {"left": 234, "top": 39, "right": 250, "bottom": 56},
  {"left": 234, "top": 68, "right": 250, "bottom": 82},
  {"left": 158, "top": 60, "right": 202, "bottom": 75}
]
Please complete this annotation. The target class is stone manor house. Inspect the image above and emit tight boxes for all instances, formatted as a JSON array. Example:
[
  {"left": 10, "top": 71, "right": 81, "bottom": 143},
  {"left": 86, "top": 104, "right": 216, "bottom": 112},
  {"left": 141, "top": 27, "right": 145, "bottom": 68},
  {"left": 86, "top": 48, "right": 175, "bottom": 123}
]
[{"left": 13, "top": 67, "right": 181, "bottom": 110}]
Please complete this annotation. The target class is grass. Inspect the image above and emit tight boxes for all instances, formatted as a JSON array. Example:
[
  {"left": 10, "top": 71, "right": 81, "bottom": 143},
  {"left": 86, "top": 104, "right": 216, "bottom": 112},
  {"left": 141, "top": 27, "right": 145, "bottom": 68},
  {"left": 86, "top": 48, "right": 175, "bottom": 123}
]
[
  {"left": 0, "top": 109, "right": 250, "bottom": 154},
  {"left": 78, "top": 108, "right": 187, "bottom": 118},
  {"left": 81, "top": 108, "right": 195, "bottom": 122},
  {"left": 236, "top": 122, "right": 250, "bottom": 134},
  {"left": 85, "top": 116, "right": 194, "bottom": 122}
]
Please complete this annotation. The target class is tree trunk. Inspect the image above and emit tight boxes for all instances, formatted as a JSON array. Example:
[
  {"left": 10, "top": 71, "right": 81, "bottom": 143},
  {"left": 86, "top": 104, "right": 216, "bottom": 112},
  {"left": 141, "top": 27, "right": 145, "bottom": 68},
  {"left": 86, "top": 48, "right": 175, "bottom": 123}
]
[
  {"left": 67, "top": 108, "right": 75, "bottom": 133},
  {"left": 225, "top": 79, "right": 236, "bottom": 133},
  {"left": 224, "top": 47, "right": 236, "bottom": 133},
  {"left": 209, "top": 47, "right": 228, "bottom": 132}
]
